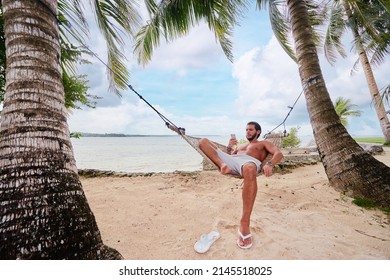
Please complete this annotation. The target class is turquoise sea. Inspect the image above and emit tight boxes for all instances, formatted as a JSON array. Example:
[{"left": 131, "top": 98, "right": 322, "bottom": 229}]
[{"left": 71, "top": 135, "right": 228, "bottom": 173}]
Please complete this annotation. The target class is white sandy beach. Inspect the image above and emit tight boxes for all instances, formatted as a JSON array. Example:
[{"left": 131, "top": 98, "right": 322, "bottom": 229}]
[{"left": 81, "top": 147, "right": 390, "bottom": 260}]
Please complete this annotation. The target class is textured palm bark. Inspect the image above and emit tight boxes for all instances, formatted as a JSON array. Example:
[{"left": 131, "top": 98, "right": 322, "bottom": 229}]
[
  {"left": 287, "top": 0, "right": 390, "bottom": 207},
  {"left": 0, "top": 0, "right": 122, "bottom": 259}
]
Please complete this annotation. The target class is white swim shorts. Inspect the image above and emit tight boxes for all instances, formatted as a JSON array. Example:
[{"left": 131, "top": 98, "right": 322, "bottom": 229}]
[{"left": 216, "top": 149, "right": 261, "bottom": 176}]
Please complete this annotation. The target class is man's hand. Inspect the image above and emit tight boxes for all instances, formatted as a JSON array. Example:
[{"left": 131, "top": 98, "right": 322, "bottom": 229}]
[
  {"left": 228, "top": 137, "right": 238, "bottom": 148},
  {"left": 263, "top": 164, "right": 273, "bottom": 177}
]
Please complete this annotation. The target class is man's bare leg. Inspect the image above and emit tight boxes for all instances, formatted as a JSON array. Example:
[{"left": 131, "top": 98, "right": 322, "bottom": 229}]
[
  {"left": 199, "top": 138, "right": 232, "bottom": 174},
  {"left": 238, "top": 163, "right": 258, "bottom": 248}
]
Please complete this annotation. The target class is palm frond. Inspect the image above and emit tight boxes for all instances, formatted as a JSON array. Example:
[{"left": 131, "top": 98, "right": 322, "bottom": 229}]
[
  {"left": 350, "top": 57, "right": 361, "bottom": 76},
  {"left": 334, "top": 96, "right": 362, "bottom": 127},
  {"left": 134, "top": 22, "right": 161, "bottom": 66},
  {"left": 377, "top": 0, "right": 390, "bottom": 14},
  {"left": 107, "top": 44, "right": 129, "bottom": 96},
  {"left": 358, "top": 1, "right": 390, "bottom": 67},
  {"left": 267, "top": 0, "right": 297, "bottom": 62},
  {"left": 380, "top": 84, "right": 390, "bottom": 108},
  {"left": 205, "top": 0, "right": 250, "bottom": 62},
  {"left": 57, "top": 0, "right": 93, "bottom": 82},
  {"left": 60, "top": 42, "right": 92, "bottom": 77},
  {"left": 58, "top": 0, "right": 89, "bottom": 44},
  {"left": 58, "top": 0, "right": 90, "bottom": 77},
  {"left": 90, "top": 0, "right": 141, "bottom": 93},
  {"left": 324, "top": 1, "right": 347, "bottom": 65},
  {"left": 366, "top": 32, "right": 390, "bottom": 67},
  {"left": 135, "top": 0, "right": 250, "bottom": 65},
  {"left": 347, "top": 1, "right": 386, "bottom": 52},
  {"left": 306, "top": 0, "right": 328, "bottom": 46}
]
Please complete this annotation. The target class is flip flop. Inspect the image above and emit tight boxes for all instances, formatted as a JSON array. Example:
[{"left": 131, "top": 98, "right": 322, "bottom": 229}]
[
  {"left": 194, "top": 230, "right": 221, "bottom": 254},
  {"left": 236, "top": 229, "right": 253, "bottom": 249}
]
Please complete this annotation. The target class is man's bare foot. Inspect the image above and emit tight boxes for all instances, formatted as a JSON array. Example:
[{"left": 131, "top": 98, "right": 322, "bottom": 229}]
[{"left": 220, "top": 163, "right": 232, "bottom": 175}]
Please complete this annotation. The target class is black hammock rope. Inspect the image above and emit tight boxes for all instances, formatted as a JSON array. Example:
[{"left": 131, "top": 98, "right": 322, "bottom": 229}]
[
  {"left": 56, "top": 11, "right": 319, "bottom": 138},
  {"left": 264, "top": 74, "right": 320, "bottom": 137},
  {"left": 57, "top": 19, "right": 185, "bottom": 134},
  {"left": 33, "top": 0, "right": 183, "bottom": 133}
]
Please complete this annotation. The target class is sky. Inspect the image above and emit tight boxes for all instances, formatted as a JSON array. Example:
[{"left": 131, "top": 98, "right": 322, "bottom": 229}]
[{"left": 67, "top": 2, "right": 390, "bottom": 145}]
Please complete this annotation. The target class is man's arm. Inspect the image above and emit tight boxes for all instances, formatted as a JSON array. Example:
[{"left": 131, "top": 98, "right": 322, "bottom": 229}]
[
  {"left": 264, "top": 141, "right": 284, "bottom": 165},
  {"left": 262, "top": 141, "right": 284, "bottom": 177}
]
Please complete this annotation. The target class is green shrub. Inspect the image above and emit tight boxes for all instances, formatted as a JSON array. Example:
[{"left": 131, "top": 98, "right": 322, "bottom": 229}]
[{"left": 282, "top": 127, "right": 301, "bottom": 148}]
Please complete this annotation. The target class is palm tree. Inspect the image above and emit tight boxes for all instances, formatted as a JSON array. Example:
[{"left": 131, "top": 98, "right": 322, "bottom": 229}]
[
  {"left": 333, "top": 97, "right": 362, "bottom": 127},
  {"left": 134, "top": 0, "right": 390, "bottom": 206},
  {"left": 1, "top": 0, "right": 139, "bottom": 108},
  {"left": 0, "top": 0, "right": 139, "bottom": 259},
  {"left": 276, "top": 0, "right": 390, "bottom": 207},
  {"left": 324, "top": 0, "right": 390, "bottom": 142}
]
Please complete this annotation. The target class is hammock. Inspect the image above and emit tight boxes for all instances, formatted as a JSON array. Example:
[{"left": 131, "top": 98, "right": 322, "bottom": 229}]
[
  {"left": 166, "top": 124, "right": 284, "bottom": 172},
  {"left": 60, "top": 24, "right": 311, "bottom": 173},
  {"left": 59, "top": 28, "right": 297, "bottom": 172}
]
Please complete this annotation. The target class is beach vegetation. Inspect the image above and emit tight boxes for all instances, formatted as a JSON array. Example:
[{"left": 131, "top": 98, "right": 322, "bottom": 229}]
[
  {"left": 353, "top": 197, "right": 390, "bottom": 214},
  {"left": 61, "top": 42, "right": 100, "bottom": 110},
  {"left": 353, "top": 197, "right": 377, "bottom": 209},
  {"left": 282, "top": 127, "right": 301, "bottom": 148},
  {"left": 70, "top": 132, "right": 82, "bottom": 139},
  {"left": 354, "top": 137, "right": 386, "bottom": 144},
  {"left": 333, "top": 97, "right": 362, "bottom": 127}
]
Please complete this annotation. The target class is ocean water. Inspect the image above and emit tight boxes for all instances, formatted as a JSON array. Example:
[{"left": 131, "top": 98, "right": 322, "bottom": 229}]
[
  {"left": 71, "top": 135, "right": 228, "bottom": 173},
  {"left": 71, "top": 134, "right": 315, "bottom": 173}
]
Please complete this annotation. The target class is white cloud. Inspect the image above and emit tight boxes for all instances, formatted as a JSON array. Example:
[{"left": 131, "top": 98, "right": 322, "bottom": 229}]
[
  {"left": 230, "top": 35, "right": 390, "bottom": 139},
  {"left": 68, "top": 96, "right": 252, "bottom": 137},
  {"left": 143, "top": 23, "right": 226, "bottom": 73},
  {"left": 67, "top": 100, "right": 174, "bottom": 134},
  {"left": 321, "top": 55, "right": 389, "bottom": 107},
  {"left": 232, "top": 37, "right": 303, "bottom": 125}
]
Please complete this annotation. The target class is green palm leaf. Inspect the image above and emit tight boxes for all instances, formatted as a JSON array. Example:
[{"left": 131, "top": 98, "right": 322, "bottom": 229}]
[
  {"left": 90, "top": 0, "right": 141, "bottom": 94},
  {"left": 334, "top": 96, "right": 362, "bottom": 127},
  {"left": 266, "top": 0, "right": 297, "bottom": 62},
  {"left": 135, "top": 0, "right": 250, "bottom": 65},
  {"left": 324, "top": 1, "right": 347, "bottom": 65}
]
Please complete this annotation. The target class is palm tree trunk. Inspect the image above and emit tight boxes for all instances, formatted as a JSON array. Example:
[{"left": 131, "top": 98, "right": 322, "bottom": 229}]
[
  {"left": 343, "top": 3, "right": 390, "bottom": 143},
  {"left": 286, "top": 0, "right": 390, "bottom": 207},
  {"left": 0, "top": 0, "right": 122, "bottom": 259},
  {"left": 358, "top": 49, "right": 390, "bottom": 142}
]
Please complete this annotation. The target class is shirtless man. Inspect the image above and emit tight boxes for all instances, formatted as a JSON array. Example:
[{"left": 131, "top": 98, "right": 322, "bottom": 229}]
[{"left": 199, "top": 121, "right": 283, "bottom": 249}]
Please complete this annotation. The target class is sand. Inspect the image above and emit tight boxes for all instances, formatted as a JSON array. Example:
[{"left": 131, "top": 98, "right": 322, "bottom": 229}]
[{"left": 81, "top": 148, "right": 390, "bottom": 260}]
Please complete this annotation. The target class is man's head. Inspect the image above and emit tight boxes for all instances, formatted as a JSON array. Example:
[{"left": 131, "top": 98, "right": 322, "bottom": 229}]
[{"left": 246, "top": 121, "right": 262, "bottom": 141}]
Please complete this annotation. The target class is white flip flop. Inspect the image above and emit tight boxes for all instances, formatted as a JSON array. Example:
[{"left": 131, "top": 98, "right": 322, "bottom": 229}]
[
  {"left": 194, "top": 230, "right": 221, "bottom": 253},
  {"left": 236, "top": 229, "right": 253, "bottom": 249}
]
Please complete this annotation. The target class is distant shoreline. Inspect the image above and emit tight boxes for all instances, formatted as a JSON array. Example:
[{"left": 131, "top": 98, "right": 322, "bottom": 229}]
[
  {"left": 73, "top": 132, "right": 176, "bottom": 137},
  {"left": 72, "top": 132, "right": 221, "bottom": 138},
  {"left": 78, "top": 168, "right": 202, "bottom": 178}
]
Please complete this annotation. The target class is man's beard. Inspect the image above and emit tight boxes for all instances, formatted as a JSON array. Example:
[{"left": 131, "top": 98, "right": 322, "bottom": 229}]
[{"left": 246, "top": 133, "right": 258, "bottom": 142}]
